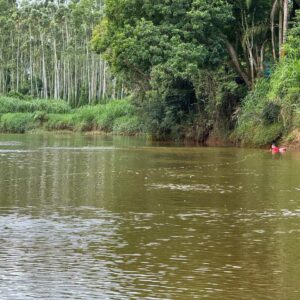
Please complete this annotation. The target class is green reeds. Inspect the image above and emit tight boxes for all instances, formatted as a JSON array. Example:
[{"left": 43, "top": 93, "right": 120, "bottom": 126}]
[
  {"left": 0, "top": 97, "right": 71, "bottom": 114},
  {"left": 0, "top": 96, "right": 143, "bottom": 135}
]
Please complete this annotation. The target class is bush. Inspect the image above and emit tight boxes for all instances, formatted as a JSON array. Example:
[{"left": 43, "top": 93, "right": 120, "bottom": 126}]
[
  {"left": 235, "top": 16, "right": 300, "bottom": 146},
  {"left": 33, "top": 111, "right": 49, "bottom": 123},
  {"left": 95, "top": 100, "right": 135, "bottom": 130},
  {"left": 113, "top": 115, "right": 143, "bottom": 135},
  {"left": 252, "top": 123, "right": 284, "bottom": 146},
  {"left": 262, "top": 102, "right": 281, "bottom": 125},
  {"left": 6, "top": 91, "right": 25, "bottom": 99},
  {"left": 0, "top": 113, "right": 35, "bottom": 133},
  {"left": 233, "top": 75, "right": 292, "bottom": 146},
  {"left": 293, "top": 109, "right": 300, "bottom": 127},
  {"left": 45, "top": 114, "right": 75, "bottom": 131},
  {"left": 72, "top": 105, "right": 104, "bottom": 124},
  {"left": 69, "top": 100, "right": 140, "bottom": 132}
]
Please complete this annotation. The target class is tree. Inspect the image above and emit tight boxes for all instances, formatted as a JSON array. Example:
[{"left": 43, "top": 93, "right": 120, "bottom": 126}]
[
  {"left": 92, "top": 0, "right": 238, "bottom": 139},
  {"left": 0, "top": 0, "right": 123, "bottom": 105},
  {"left": 92, "top": 0, "right": 233, "bottom": 90}
]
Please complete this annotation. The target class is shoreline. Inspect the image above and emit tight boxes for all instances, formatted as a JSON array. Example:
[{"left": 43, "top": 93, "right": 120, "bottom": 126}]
[{"left": 1, "top": 129, "right": 299, "bottom": 151}]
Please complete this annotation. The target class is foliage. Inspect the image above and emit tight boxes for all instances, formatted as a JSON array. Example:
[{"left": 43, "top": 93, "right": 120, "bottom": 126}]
[
  {"left": 92, "top": 0, "right": 296, "bottom": 142},
  {"left": 93, "top": 0, "right": 233, "bottom": 85},
  {"left": 95, "top": 99, "right": 136, "bottom": 130},
  {"left": 6, "top": 91, "right": 25, "bottom": 100},
  {"left": 0, "top": 96, "right": 71, "bottom": 114},
  {"left": 0, "top": 113, "right": 35, "bottom": 133},
  {"left": 0, "top": 96, "right": 143, "bottom": 135},
  {"left": 235, "top": 12, "right": 300, "bottom": 145},
  {"left": 113, "top": 115, "right": 143, "bottom": 135},
  {"left": 92, "top": 0, "right": 245, "bottom": 141},
  {"left": 262, "top": 102, "right": 281, "bottom": 125},
  {"left": 72, "top": 105, "right": 105, "bottom": 123},
  {"left": 33, "top": 111, "right": 49, "bottom": 123},
  {"left": 251, "top": 123, "right": 284, "bottom": 146},
  {"left": 294, "top": 108, "right": 300, "bottom": 127},
  {"left": 45, "top": 114, "right": 75, "bottom": 131},
  {"left": 1, "top": 0, "right": 299, "bottom": 145}
]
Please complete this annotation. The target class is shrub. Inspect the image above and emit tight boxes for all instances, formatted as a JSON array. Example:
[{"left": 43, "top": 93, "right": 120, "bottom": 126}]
[
  {"left": 113, "top": 115, "right": 143, "bottom": 135},
  {"left": 6, "top": 91, "right": 25, "bottom": 99},
  {"left": 96, "top": 100, "right": 135, "bottom": 130},
  {"left": 32, "top": 99, "right": 71, "bottom": 113},
  {"left": 45, "top": 114, "right": 75, "bottom": 131},
  {"left": 262, "top": 102, "right": 281, "bottom": 125},
  {"left": 293, "top": 109, "right": 300, "bottom": 127},
  {"left": 252, "top": 123, "right": 284, "bottom": 146},
  {"left": 33, "top": 111, "right": 49, "bottom": 123},
  {"left": 72, "top": 105, "right": 104, "bottom": 124},
  {"left": 0, "top": 113, "right": 35, "bottom": 133}
]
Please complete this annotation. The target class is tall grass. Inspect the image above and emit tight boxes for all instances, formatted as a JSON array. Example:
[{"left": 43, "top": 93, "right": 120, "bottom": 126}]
[
  {"left": 235, "top": 60, "right": 300, "bottom": 146},
  {"left": 95, "top": 100, "right": 135, "bottom": 131},
  {"left": 0, "top": 113, "right": 35, "bottom": 133},
  {"left": 113, "top": 115, "right": 143, "bottom": 135},
  {"left": 294, "top": 108, "right": 300, "bottom": 127},
  {"left": 45, "top": 114, "right": 75, "bottom": 131},
  {"left": 0, "top": 96, "right": 143, "bottom": 135},
  {"left": 0, "top": 96, "right": 71, "bottom": 114},
  {"left": 235, "top": 17, "right": 300, "bottom": 146}
]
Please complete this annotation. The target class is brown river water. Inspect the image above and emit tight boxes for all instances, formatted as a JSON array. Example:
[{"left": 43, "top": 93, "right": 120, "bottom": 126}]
[{"left": 0, "top": 134, "right": 299, "bottom": 299}]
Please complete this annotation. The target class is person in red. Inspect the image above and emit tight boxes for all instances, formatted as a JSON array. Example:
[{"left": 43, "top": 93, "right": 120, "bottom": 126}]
[{"left": 271, "top": 142, "right": 286, "bottom": 153}]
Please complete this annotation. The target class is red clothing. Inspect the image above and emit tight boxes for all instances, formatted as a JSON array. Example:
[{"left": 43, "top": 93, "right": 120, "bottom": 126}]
[{"left": 271, "top": 145, "right": 286, "bottom": 153}]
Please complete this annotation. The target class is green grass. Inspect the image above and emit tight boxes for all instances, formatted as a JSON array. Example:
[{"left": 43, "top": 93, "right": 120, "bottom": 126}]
[
  {"left": 0, "top": 96, "right": 143, "bottom": 135},
  {"left": 0, "top": 113, "right": 35, "bottom": 133},
  {"left": 45, "top": 114, "right": 75, "bottom": 131},
  {"left": 293, "top": 108, "right": 300, "bottom": 127},
  {"left": 235, "top": 62, "right": 300, "bottom": 146},
  {"left": 95, "top": 100, "right": 135, "bottom": 131},
  {"left": 252, "top": 123, "right": 284, "bottom": 146},
  {"left": 234, "top": 25, "right": 300, "bottom": 147},
  {"left": 0, "top": 96, "right": 71, "bottom": 114},
  {"left": 113, "top": 115, "right": 143, "bottom": 135}
]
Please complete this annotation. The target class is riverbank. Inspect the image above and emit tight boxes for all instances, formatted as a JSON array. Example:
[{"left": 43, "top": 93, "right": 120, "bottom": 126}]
[
  {"left": 0, "top": 95, "right": 299, "bottom": 150},
  {"left": 0, "top": 96, "right": 143, "bottom": 136}
]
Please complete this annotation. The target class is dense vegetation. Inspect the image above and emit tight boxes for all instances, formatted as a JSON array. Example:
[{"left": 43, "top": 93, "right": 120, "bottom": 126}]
[
  {"left": 1, "top": 0, "right": 300, "bottom": 146},
  {"left": 92, "top": 0, "right": 300, "bottom": 145},
  {"left": 0, "top": 96, "right": 142, "bottom": 134},
  {"left": 235, "top": 11, "right": 300, "bottom": 146}
]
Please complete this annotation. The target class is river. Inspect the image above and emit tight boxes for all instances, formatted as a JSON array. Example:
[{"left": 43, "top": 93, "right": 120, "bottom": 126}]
[{"left": 0, "top": 134, "right": 299, "bottom": 299}]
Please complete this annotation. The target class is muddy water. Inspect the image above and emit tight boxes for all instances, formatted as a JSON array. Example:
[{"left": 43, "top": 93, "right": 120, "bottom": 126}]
[{"left": 0, "top": 134, "right": 299, "bottom": 299}]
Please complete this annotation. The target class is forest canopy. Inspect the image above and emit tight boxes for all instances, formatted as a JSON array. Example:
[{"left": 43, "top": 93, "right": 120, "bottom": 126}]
[{"left": 92, "top": 0, "right": 299, "bottom": 142}]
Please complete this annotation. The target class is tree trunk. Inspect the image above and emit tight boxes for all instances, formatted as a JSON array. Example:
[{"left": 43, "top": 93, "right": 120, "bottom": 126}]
[
  {"left": 40, "top": 33, "right": 48, "bottom": 98},
  {"left": 29, "top": 25, "right": 33, "bottom": 95},
  {"left": 225, "top": 40, "right": 252, "bottom": 89},
  {"left": 281, "top": 0, "right": 289, "bottom": 58},
  {"left": 279, "top": 4, "right": 283, "bottom": 57},
  {"left": 271, "top": 0, "right": 278, "bottom": 61}
]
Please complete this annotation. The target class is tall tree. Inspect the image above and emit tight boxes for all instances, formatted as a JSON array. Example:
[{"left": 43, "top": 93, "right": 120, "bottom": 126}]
[{"left": 0, "top": 0, "right": 123, "bottom": 105}]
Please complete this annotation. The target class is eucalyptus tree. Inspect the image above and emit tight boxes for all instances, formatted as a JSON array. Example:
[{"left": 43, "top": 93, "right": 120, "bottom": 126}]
[
  {"left": 271, "top": 0, "right": 290, "bottom": 59},
  {"left": 0, "top": 0, "right": 123, "bottom": 105}
]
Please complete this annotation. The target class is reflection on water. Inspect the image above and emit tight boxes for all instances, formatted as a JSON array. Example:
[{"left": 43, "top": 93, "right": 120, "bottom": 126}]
[{"left": 0, "top": 134, "right": 299, "bottom": 299}]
